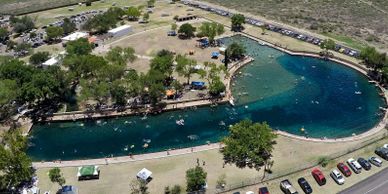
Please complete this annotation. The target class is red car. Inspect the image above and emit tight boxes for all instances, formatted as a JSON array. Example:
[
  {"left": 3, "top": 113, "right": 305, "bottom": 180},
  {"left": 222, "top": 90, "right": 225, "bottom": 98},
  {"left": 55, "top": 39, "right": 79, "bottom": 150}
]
[
  {"left": 312, "top": 168, "right": 326, "bottom": 186},
  {"left": 337, "top": 162, "right": 352, "bottom": 177}
]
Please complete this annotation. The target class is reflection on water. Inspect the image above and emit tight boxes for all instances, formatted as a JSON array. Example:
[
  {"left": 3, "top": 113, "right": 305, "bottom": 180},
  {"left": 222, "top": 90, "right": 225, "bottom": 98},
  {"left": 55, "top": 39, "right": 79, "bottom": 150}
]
[{"left": 27, "top": 35, "right": 385, "bottom": 161}]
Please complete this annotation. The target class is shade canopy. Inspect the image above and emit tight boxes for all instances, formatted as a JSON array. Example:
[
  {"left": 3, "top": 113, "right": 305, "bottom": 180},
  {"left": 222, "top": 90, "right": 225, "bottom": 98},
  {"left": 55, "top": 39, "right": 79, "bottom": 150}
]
[
  {"left": 137, "top": 168, "right": 152, "bottom": 181},
  {"left": 77, "top": 165, "right": 99, "bottom": 177}
]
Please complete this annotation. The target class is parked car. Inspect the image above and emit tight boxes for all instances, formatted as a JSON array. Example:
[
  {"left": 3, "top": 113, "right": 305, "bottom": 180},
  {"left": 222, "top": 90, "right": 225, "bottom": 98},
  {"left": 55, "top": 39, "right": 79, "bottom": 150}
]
[
  {"left": 347, "top": 158, "right": 362, "bottom": 174},
  {"left": 337, "top": 163, "right": 352, "bottom": 177},
  {"left": 280, "top": 179, "right": 299, "bottom": 194},
  {"left": 383, "top": 144, "right": 388, "bottom": 149},
  {"left": 297, "top": 177, "right": 312, "bottom": 194},
  {"left": 311, "top": 168, "right": 326, "bottom": 186},
  {"left": 330, "top": 169, "right": 345, "bottom": 185},
  {"left": 375, "top": 147, "right": 388, "bottom": 160},
  {"left": 369, "top": 157, "right": 383, "bottom": 167},
  {"left": 258, "top": 187, "right": 269, "bottom": 194},
  {"left": 357, "top": 158, "right": 372, "bottom": 170}
]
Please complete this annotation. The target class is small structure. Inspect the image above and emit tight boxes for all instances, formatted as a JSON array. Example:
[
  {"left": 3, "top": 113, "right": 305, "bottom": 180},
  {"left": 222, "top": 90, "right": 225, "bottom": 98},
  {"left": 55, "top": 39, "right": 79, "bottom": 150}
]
[
  {"left": 61, "top": 185, "right": 78, "bottom": 194},
  {"left": 108, "top": 25, "right": 132, "bottom": 38},
  {"left": 137, "top": 168, "right": 152, "bottom": 182},
  {"left": 191, "top": 81, "right": 206, "bottom": 90},
  {"left": 175, "top": 15, "right": 197, "bottom": 22},
  {"left": 77, "top": 165, "right": 100, "bottom": 181},
  {"left": 42, "top": 57, "right": 59, "bottom": 67},
  {"left": 211, "top": 51, "right": 220, "bottom": 59},
  {"left": 61, "top": 32, "right": 89, "bottom": 42}
]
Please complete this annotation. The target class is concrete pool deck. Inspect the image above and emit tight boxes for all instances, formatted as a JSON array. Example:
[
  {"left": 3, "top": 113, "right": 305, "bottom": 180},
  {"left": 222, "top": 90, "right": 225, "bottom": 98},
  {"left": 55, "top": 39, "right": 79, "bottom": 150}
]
[{"left": 30, "top": 34, "right": 388, "bottom": 167}]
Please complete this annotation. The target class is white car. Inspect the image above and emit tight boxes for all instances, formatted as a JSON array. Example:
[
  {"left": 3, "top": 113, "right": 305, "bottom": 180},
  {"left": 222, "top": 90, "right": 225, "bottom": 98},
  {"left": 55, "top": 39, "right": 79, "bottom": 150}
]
[
  {"left": 330, "top": 169, "right": 345, "bottom": 185},
  {"left": 347, "top": 158, "right": 362, "bottom": 174},
  {"left": 383, "top": 144, "right": 388, "bottom": 149},
  {"left": 369, "top": 157, "right": 383, "bottom": 167}
]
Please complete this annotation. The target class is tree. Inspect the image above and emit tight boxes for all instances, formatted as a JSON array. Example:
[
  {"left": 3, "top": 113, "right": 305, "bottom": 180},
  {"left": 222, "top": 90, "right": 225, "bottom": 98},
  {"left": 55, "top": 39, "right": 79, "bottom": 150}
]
[
  {"left": 171, "top": 23, "right": 177, "bottom": 31},
  {"left": 14, "top": 42, "right": 32, "bottom": 55},
  {"left": 221, "top": 120, "right": 277, "bottom": 179},
  {"left": 0, "top": 129, "right": 33, "bottom": 191},
  {"left": 320, "top": 39, "right": 336, "bottom": 50},
  {"left": 147, "top": 0, "right": 156, "bottom": 8},
  {"left": 150, "top": 50, "right": 174, "bottom": 77},
  {"left": 231, "top": 14, "right": 245, "bottom": 31},
  {"left": 46, "top": 26, "right": 64, "bottom": 41},
  {"left": 227, "top": 42, "right": 246, "bottom": 60},
  {"left": 209, "top": 76, "right": 225, "bottom": 96},
  {"left": 66, "top": 38, "right": 93, "bottom": 56},
  {"left": 85, "top": 0, "right": 92, "bottom": 6},
  {"left": 0, "top": 80, "right": 18, "bottom": 120},
  {"left": 199, "top": 22, "right": 224, "bottom": 43},
  {"left": 62, "top": 18, "right": 76, "bottom": 34},
  {"left": 29, "top": 51, "right": 50, "bottom": 66},
  {"left": 175, "top": 54, "right": 197, "bottom": 84},
  {"left": 105, "top": 46, "right": 137, "bottom": 66},
  {"left": 48, "top": 167, "right": 66, "bottom": 186},
  {"left": 83, "top": 7, "right": 125, "bottom": 33},
  {"left": 143, "top": 13, "right": 150, "bottom": 22},
  {"left": 178, "top": 23, "right": 196, "bottom": 38},
  {"left": 186, "top": 166, "right": 207, "bottom": 192},
  {"left": 10, "top": 16, "right": 35, "bottom": 33},
  {"left": 127, "top": 6, "right": 142, "bottom": 21},
  {"left": 129, "top": 179, "right": 149, "bottom": 194},
  {"left": 110, "top": 80, "right": 127, "bottom": 105},
  {"left": 79, "top": 79, "right": 110, "bottom": 104},
  {"left": 0, "top": 27, "right": 8, "bottom": 42},
  {"left": 216, "top": 174, "right": 226, "bottom": 189},
  {"left": 360, "top": 46, "right": 386, "bottom": 71},
  {"left": 164, "top": 185, "right": 182, "bottom": 194}
]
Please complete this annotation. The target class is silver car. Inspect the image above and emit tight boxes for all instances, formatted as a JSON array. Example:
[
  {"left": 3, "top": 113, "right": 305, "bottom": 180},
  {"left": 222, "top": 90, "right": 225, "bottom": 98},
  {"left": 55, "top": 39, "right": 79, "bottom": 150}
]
[{"left": 369, "top": 157, "right": 382, "bottom": 167}]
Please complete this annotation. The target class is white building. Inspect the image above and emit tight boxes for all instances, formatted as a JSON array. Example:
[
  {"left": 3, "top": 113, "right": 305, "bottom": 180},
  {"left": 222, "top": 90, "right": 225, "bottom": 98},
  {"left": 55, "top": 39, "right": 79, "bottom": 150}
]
[
  {"left": 61, "top": 32, "right": 89, "bottom": 42},
  {"left": 108, "top": 25, "right": 132, "bottom": 38},
  {"left": 42, "top": 57, "right": 59, "bottom": 67}
]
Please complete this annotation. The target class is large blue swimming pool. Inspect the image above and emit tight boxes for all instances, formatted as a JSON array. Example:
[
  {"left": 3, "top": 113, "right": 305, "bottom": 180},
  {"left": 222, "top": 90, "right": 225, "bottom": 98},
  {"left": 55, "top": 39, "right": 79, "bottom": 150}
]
[{"left": 27, "top": 35, "right": 385, "bottom": 161}]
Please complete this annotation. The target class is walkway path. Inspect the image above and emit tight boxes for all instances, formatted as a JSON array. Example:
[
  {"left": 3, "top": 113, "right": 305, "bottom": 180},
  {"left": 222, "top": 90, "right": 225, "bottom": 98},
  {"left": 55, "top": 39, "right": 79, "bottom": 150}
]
[{"left": 32, "top": 142, "right": 223, "bottom": 168}]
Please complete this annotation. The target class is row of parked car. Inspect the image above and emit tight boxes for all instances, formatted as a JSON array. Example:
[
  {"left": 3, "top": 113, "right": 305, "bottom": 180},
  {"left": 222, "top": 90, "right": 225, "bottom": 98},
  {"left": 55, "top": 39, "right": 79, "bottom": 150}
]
[
  {"left": 235, "top": 144, "right": 388, "bottom": 194},
  {"left": 181, "top": 0, "right": 361, "bottom": 58}
]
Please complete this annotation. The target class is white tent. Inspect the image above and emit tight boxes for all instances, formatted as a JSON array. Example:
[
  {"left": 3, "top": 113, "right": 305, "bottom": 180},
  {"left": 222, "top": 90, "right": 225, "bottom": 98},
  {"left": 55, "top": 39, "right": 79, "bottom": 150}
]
[
  {"left": 42, "top": 57, "right": 59, "bottom": 67},
  {"left": 136, "top": 168, "right": 152, "bottom": 181},
  {"left": 61, "top": 32, "right": 89, "bottom": 42}
]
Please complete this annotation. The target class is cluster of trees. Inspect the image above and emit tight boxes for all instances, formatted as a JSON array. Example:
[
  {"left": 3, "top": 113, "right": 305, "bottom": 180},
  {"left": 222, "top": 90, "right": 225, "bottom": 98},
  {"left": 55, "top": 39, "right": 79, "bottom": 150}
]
[
  {"left": 360, "top": 46, "right": 388, "bottom": 82},
  {"left": 10, "top": 16, "right": 35, "bottom": 34},
  {"left": 0, "top": 27, "right": 9, "bottom": 43},
  {"left": 0, "top": 129, "right": 34, "bottom": 192},
  {"left": 44, "top": 18, "right": 77, "bottom": 42},
  {"left": 0, "top": 57, "right": 70, "bottom": 120},
  {"left": 178, "top": 23, "right": 196, "bottom": 38},
  {"left": 83, "top": 7, "right": 126, "bottom": 33},
  {"left": 198, "top": 22, "right": 225, "bottom": 43}
]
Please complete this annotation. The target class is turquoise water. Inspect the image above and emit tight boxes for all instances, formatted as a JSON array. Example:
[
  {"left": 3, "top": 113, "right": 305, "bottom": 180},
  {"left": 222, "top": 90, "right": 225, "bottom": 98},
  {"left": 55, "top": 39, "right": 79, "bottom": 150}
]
[{"left": 27, "top": 35, "right": 385, "bottom": 161}]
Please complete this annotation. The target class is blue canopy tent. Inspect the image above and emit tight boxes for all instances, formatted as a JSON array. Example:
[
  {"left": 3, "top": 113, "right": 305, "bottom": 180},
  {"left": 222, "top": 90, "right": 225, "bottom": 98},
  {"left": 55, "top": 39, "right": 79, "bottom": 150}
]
[
  {"left": 191, "top": 81, "right": 206, "bottom": 90},
  {"left": 211, "top": 51, "right": 220, "bottom": 58}
]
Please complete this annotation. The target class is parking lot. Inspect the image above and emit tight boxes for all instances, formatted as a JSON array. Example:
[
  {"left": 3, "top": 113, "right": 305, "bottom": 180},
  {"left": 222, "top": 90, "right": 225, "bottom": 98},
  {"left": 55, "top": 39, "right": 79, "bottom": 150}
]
[{"left": 228, "top": 142, "right": 388, "bottom": 194}]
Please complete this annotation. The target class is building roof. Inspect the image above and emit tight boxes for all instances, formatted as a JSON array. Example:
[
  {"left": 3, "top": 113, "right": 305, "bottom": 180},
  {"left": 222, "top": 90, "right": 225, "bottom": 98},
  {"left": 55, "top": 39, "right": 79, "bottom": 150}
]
[
  {"left": 137, "top": 168, "right": 152, "bottom": 181},
  {"left": 108, "top": 25, "right": 131, "bottom": 34},
  {"left": 61, "top": 32, "right": 89, "bottom": 41}
]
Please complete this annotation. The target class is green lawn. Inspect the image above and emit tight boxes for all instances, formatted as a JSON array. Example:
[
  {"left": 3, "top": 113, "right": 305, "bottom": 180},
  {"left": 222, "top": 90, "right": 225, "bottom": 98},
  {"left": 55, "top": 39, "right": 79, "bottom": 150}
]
[{"left": 320, "top": 32, "right": 367, "bottom": 50}]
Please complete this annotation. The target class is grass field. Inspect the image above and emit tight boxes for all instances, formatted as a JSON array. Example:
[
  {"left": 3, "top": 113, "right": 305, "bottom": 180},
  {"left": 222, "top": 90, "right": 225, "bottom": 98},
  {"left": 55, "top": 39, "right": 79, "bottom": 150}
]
[
  {"left": 0, "top": 0, "right": 85, "bottom": 15},
  {"left": 203, "top": 0, "right": 388, "bottom": 52}
]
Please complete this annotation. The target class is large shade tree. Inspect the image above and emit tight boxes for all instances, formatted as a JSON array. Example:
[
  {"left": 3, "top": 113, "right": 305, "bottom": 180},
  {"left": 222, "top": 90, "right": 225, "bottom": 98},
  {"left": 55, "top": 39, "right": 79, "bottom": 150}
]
[
  {"left": 0, "top": 129, "right": 34, "bottom": 191},
  {"left": 178, "top": 23, "right": 196, "bottom": 38},
  {"left": 199, "top": 22, "right": 224, "bottom": 43},
  {"left": 175, "top": 54, "right": 197, "bottom": 84},
  {"left": 231, "top": 14, "right": 245, "bottom": 31},
  {"left": 185, "top": 166, "right": 207, "bottom": 192},
  {"left": 221, "top": 119, "right": 277, "bottom": 178}
]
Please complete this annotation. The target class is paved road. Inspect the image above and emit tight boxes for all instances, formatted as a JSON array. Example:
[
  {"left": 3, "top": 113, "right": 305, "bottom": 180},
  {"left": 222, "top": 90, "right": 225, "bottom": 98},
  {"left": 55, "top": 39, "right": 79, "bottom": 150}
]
[{"left": 339, "top": 167, "right": 388, "bottom": 194}]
